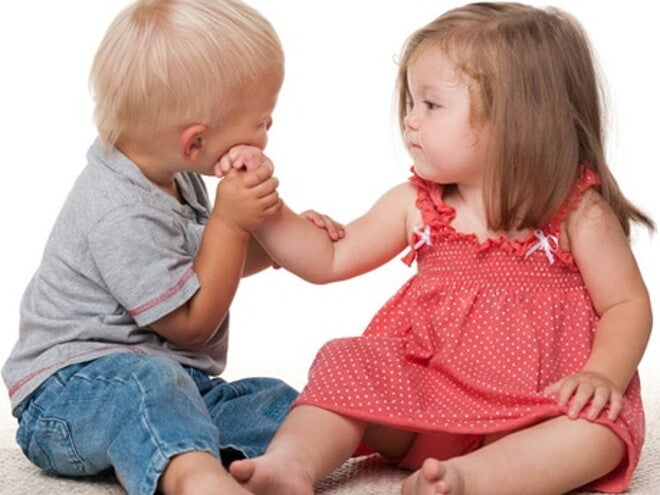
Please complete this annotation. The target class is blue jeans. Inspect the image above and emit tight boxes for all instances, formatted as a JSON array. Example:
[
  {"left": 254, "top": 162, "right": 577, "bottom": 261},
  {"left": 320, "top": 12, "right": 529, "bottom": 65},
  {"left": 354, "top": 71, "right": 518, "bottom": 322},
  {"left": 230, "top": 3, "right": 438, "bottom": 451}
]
[{"left": 14, "top": 353, "right": 298, "bottom": 495}]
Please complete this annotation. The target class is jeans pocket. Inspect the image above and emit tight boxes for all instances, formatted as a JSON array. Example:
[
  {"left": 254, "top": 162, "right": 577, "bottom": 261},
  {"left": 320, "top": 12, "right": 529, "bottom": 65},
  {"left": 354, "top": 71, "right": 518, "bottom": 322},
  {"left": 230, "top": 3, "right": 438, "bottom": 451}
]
[{"left": 20, "top": 412, "right": 86, "bottom": 475}]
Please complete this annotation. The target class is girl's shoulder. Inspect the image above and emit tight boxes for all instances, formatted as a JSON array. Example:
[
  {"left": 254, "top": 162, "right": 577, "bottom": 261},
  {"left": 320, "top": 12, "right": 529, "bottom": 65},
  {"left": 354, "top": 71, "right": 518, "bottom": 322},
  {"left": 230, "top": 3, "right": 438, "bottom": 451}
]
[
  {"left": 379, "top": 180, "right": 420, "bottom": 231},
  {"left": 547, "top": 167, "right": 599, "bottom": 231},
  {"left": 564, "top": 187, "right": 618, "bottom": 243},
  {"left": 556, "top": 168, "right": 621, "bottom": 253},
  {"left": 373, "top": 180, "right": 418, "bottom": 209},
  {"left": 362, "top": 180, "right": 418, "bottom": 235},
  {"left": 553, "top": 167, "right": 601, "bottom": 221}
]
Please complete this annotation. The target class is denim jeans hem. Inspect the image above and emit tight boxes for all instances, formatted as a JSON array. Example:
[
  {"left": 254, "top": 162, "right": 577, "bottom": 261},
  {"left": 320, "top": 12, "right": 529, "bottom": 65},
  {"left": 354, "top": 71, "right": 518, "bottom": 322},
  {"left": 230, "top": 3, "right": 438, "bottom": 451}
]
[
  {"left": 136, "top": 444, "right": 220, "bottom": 495},
  {"left": 14, "top": 354, "right": 297, "bottom": 495}
]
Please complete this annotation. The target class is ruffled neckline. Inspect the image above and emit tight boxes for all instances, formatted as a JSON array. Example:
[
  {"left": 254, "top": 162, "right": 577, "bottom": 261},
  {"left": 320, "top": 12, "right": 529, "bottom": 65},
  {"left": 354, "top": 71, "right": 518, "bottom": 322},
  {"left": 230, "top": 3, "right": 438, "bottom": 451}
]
[{"left": 407, "top": 167, "right": 601, "bottom": 267}]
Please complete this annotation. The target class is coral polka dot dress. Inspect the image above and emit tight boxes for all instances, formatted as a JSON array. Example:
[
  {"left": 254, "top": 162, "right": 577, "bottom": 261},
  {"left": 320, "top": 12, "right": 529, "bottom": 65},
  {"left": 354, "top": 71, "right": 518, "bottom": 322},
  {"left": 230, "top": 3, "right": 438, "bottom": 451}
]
[{"left": 294, "top": 168, "right": 644, "bottom": 493}]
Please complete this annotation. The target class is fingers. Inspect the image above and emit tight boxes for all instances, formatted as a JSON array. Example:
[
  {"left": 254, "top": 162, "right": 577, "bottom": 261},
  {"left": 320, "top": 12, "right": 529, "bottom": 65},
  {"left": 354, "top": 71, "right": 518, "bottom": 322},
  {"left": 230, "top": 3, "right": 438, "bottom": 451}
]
[
  {"left": 544, "top": 373, "right": 624, "bottom": 422},
  {"left": 566, "top": 381, "right": 597, "bottom": 419},
  {"left": 214, "top": 154, "right": 233, "bottom": 178},
  {"left": 212, "top": 154, "right": 281, "bottom": 233},
  {"left": 217, "top": 148, "right": 274, "bottom": 188},
  {"left": 220, "top": 145, "right": 270, "bottom": 174},
  {"left": 242, "top": 159, "right": 275, "bottom": 188},
  {"left": 252, "top": 177, "right": 282, "bottom": 210},
  {"left": 299, "top": 210, "right": 346, "bottom": 241},
  {"left": 546, "top": 377, "right": 589, "bottom": 419},
  {"left": 300, "top": 209, "right": 326, "bottom": 228},
  {"left": 590, "top": 387, "right": 623, "bottom": 421}
]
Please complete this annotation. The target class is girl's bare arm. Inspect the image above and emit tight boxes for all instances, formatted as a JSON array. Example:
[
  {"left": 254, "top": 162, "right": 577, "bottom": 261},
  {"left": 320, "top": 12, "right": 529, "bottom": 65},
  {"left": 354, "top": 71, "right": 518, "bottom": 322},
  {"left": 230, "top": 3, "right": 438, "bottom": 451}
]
[
  {"left": 545, "top": 189, "right": 652, "bottom": 420},
  {"left": 253, "top": 182, "right": 416, "bottom": 284}
]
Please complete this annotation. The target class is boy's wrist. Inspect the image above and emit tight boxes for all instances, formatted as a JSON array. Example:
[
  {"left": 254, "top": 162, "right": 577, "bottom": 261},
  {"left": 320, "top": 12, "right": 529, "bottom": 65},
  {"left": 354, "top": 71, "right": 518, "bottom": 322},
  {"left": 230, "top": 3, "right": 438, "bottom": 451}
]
[{"left": 207, "top": 213, "right": 252, "bottom": 241}]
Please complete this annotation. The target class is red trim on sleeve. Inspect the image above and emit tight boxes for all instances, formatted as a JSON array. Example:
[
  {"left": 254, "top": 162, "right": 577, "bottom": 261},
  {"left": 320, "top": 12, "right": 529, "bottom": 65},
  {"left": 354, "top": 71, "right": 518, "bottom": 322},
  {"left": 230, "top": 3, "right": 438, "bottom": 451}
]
[{"left": 128, "top": 266, "right": 195, "bottom": 317}]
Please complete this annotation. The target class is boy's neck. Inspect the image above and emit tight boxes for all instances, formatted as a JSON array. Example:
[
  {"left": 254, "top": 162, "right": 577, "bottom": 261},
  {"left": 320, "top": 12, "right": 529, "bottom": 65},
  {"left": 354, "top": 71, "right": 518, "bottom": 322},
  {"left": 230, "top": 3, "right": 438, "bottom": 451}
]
[{"left": 115, "top": 138, "right": 182, "bottom": 202}]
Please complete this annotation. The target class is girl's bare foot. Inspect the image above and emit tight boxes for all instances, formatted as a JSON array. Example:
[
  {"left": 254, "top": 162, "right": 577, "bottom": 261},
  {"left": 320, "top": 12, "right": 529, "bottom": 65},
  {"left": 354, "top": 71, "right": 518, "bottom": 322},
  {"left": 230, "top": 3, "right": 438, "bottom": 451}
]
[
  {"left": 401, "top": 458, "right": 465, "bottom": 495},
  {"left": 159, "top": 451, "right": 253, "bottom": 495},
  {"left": 230, "top": 451, "right": 314, "bottom": 495}
]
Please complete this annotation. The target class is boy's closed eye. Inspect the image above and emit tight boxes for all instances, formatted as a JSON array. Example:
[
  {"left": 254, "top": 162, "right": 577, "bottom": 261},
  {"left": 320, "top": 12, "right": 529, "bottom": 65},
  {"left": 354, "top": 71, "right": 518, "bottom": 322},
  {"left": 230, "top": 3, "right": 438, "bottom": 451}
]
[{"left": 263, "top": 116, "right": 273, "bottom": 130}]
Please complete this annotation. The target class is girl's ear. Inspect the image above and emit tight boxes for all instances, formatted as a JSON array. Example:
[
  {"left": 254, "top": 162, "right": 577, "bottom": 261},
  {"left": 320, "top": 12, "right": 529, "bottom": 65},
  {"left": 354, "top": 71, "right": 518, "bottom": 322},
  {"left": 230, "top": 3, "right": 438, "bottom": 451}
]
[{"left": 178, "top": 124, "right": 208, "bottom": 160}]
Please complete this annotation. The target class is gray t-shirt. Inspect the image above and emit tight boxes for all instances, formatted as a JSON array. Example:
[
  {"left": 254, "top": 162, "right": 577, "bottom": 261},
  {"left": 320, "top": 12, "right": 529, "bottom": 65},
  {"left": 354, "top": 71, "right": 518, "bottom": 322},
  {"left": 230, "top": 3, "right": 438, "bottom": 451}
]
[{"left": 3, "top": 140, "right": 229, "bottom": 410}]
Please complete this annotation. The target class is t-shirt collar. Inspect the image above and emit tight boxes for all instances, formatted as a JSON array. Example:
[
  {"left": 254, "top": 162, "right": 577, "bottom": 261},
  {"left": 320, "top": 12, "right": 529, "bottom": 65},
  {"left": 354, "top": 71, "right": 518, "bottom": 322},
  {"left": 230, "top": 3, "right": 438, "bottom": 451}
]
[{"left": 88, "top": 138, "right": 205, "bottom": 216}]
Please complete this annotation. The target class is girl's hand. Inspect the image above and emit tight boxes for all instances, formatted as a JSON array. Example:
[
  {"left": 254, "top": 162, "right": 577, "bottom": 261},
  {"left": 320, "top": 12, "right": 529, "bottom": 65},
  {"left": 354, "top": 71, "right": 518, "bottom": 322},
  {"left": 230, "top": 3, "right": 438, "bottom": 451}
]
[
  {"left": 270, "top": 210, "right": 344, "bottom": 269},
  {"left": 300, "top": 209, "right": 345, "bottom": 241},
  {"left": 544, "top": 371, "right": 624, "bottom": 422},
  {"left": 215, "top": 145, "right": 267, "bottom": 177}
]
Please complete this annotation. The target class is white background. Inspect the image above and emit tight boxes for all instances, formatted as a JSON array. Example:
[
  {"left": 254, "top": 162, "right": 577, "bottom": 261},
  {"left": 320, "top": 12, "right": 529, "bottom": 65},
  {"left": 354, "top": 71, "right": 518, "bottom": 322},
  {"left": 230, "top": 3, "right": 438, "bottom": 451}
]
[{"left": 1, "top": 2, "right": 657, "bottom": 389}]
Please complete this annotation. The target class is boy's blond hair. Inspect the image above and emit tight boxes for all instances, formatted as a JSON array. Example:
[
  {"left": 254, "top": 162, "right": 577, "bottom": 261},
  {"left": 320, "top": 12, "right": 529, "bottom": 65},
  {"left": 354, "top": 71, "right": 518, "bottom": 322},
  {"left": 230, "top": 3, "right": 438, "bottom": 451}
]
[
  {"left": 90, "top": 0, "right": 283, "bottom": 147},
  {"left": 397, "top": 2, "right": 653, "bottom": 235}
]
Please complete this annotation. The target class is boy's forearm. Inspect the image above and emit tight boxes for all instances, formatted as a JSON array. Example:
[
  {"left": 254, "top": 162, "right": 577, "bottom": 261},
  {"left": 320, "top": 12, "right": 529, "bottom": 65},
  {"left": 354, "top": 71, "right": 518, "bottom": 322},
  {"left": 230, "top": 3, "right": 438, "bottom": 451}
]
[
  {"left": 191, "top": 215, "right": 250, "bottom": 332},
  {"left": 152, "top": 215, "right": 249, "bottom": 348},
  {"left": 242, "top": 236, "right": 274, "bottom": 277}
]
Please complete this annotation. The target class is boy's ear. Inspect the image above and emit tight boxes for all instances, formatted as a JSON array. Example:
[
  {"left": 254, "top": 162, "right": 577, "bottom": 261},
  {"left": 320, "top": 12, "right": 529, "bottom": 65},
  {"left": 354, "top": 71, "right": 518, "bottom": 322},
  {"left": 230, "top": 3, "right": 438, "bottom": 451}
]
[{"left": 179, "top": 124, "right": 208, "bottom": 160}]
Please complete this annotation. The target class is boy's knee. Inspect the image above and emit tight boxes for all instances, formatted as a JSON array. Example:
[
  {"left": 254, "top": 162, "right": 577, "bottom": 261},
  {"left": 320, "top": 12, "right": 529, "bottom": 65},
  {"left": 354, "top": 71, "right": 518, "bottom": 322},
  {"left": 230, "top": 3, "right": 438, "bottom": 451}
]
[
  {"left": 256, "top": 377, "right": 298, "bottom": 398},
  {"left": 100, "top": 354, "right": 192, "bottom": 389},
  {"left": 235, "top": 377, "right": 297, "bottom": 406}
]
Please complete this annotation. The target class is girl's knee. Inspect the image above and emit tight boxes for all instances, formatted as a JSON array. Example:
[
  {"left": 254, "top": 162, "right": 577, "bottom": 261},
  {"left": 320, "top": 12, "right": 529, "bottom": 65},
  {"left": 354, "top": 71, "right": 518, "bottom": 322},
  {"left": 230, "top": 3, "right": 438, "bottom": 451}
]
[{"left": 589, "top": 422, "right": 626, "bottom": 468}]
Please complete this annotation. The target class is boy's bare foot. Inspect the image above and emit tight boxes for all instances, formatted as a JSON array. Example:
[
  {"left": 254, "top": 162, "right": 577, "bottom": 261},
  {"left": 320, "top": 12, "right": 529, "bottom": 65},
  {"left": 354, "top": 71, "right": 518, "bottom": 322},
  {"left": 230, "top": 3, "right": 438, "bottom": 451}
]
[
  {"left": 401, "top": 458, "right": 465, "bottom": 495},
  {"left": 230, "top": 451, "right": 314, "bottom": 495}
]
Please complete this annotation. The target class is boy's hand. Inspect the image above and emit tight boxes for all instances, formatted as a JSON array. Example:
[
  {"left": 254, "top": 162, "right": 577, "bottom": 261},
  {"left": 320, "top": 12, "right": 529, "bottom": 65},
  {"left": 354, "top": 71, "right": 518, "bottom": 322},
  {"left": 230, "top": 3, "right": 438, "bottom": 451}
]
[
  {"left": 217, "top": 145, "right": 345, "bottom": 238},
  {"left": 213, "top": 155, "right": 281, "bottom": 233},
  {"left": 544, "top": 371, "right": 624, "bottom": 422}
]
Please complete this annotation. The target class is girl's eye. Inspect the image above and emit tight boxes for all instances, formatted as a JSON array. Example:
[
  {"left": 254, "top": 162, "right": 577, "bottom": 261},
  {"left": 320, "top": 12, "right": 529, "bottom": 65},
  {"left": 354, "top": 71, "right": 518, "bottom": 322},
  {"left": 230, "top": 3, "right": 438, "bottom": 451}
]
[{"left": 424, "top": 100, "right": 440, "bottom": 110}]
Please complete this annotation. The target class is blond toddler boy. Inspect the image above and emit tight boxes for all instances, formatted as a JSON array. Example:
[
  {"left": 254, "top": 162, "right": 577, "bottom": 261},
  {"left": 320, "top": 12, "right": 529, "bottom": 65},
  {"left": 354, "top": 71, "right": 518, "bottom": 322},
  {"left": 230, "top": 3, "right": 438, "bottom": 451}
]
[{"left": 2, "top": 1, "right": 303, "bottom": 493}]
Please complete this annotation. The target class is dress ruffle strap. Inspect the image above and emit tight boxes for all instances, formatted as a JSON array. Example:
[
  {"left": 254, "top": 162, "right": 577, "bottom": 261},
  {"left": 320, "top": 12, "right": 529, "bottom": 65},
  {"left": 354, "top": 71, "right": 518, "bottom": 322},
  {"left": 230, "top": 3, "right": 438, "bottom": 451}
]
[
  {"left": 403, "top": 166, "right": 601, "bottom": 269},
  {"left": 546, "top": 165, "right": 601, "bottom": 232}
]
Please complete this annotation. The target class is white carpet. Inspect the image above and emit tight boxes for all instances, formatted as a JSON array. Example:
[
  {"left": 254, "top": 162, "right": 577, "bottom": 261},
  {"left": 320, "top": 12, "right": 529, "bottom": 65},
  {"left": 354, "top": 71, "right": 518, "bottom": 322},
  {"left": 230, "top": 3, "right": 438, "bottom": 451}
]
[{"left": 1, "top": 366, "right": 658, "bottom": 494}]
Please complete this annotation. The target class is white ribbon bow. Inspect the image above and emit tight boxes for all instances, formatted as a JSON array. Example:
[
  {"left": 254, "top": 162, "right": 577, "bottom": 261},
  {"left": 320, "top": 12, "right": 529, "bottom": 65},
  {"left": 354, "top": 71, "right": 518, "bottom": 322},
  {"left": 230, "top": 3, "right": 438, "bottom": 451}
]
[
  {"left": 413, "top": 224, "right": 433, "bottom": 250},
  {"left": 525, "top": 230, "right": 559, "bottom": 264}
]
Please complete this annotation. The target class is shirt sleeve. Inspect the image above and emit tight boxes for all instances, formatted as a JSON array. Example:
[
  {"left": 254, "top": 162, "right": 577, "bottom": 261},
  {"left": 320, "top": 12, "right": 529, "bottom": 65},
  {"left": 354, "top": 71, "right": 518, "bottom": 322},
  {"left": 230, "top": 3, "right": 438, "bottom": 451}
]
[{"left": 86, "top": 204, "right": 202, "bottom": 327}]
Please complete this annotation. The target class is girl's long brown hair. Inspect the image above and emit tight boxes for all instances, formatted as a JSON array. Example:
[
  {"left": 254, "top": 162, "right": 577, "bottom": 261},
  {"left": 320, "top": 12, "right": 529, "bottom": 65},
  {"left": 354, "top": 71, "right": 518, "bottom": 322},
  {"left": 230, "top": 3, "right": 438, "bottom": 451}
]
[{"left": 397, "top": 2, "right": 653, "bottom": 235}]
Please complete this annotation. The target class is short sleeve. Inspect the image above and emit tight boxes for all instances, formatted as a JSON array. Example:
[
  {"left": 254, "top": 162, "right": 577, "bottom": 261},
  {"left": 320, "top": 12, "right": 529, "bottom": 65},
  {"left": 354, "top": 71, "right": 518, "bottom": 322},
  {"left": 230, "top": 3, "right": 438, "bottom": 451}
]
[{"left": 86, "top": 204, "right": 202, "bottom": 327}]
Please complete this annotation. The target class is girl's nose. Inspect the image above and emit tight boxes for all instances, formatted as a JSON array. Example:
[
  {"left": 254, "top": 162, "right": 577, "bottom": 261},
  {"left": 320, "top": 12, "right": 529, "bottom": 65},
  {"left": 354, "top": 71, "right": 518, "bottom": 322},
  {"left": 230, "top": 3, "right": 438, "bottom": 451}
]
[{"left": 403, "top": 110, "right": 418, "bottom": 130}]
